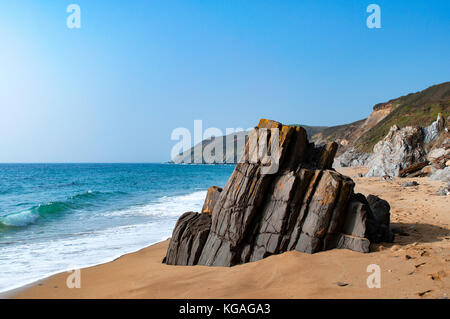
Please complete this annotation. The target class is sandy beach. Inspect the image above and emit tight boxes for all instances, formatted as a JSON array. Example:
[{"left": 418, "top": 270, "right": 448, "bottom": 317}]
[{"left": 8, "top": 167, "right": 450, "bottom": 299}]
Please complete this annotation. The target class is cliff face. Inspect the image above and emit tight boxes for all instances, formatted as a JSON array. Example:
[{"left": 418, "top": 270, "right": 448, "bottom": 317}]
[
  {"left": 164, "top": 119, "right": 393, "bottom": 267},
  {"left": 354, "top": 82, "right": 450, "bottom": 153},
  {"left": 315, "top": 82, "right": 450, "bottom": 157},
  {"left": 172, "top": 82, "right": 450, "bottom": 166},
  {"left": 172, "top": 131, "right": 248, "bottom": 164}
]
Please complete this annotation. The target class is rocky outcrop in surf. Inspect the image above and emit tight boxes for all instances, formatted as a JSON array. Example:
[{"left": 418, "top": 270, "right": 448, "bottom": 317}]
[{"left": 164, "top": 119, "right": 394, "bottom": 267}]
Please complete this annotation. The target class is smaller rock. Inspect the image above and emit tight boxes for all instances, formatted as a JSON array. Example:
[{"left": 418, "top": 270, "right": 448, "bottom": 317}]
[
  {"left": 399, "top": 162, "right": 429, "bottom": 178},
  {"left": 367, "top": 195, "right": 391, "bottom": 226},
  {"left": 337, "top": 282, "right": 349, "bottom": 287},
  {"left": 353, "top": 173, "right": 364, "bottom": 178},
  {"left": 402, "top": 181, "right": 419, "bottom": 187}
]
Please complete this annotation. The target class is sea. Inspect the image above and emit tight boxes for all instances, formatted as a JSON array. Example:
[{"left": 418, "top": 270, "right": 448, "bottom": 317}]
[{"left": 0, "top": 163, "right": 235, "bottom": 293}]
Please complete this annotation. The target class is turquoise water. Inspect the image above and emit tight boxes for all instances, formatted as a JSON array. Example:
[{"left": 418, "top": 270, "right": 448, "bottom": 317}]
[{"left": 0, "top": 163, "right": 234, "bottom": 292}]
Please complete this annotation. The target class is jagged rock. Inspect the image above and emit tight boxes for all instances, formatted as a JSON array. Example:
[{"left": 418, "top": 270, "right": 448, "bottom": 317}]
[
  {"left": 201, "top": 186, "right": 222, "bottom": 214},
  {"left": 366, "top": 114, "right": 447, "bottom": 178},
  {"left": 367, "top": 195, "right": 391, "bottom": 226},
  {"left": 165, "top": 212, "right": 211, "bottom": 265},
  {"left": 165, "top": 119, "right": 394, "bottom": 267},
  {"left": 366, "top": 125, "right": 427, "bottom": 177},
  {"left": 335, "top": 147, "right": 371, "bottom": 167},
  {"left": 342, "top": 193, "right": 394, "bottom": 245},
  {"left": 423, "top": 113, "right": 445, "bottom": 143}
]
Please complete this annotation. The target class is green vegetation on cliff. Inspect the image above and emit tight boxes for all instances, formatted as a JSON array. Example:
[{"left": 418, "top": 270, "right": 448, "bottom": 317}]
[{"left": 354, "top": 82, "right": 450, "bottom": 152}]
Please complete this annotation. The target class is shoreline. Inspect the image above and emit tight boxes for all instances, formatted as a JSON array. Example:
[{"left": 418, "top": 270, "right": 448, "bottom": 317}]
[
  {"left": 0, "top": 240, "right": 169, "bottom": 298},
  {"left": 5, "top": 167, "right": 450, "bottom": 299}
]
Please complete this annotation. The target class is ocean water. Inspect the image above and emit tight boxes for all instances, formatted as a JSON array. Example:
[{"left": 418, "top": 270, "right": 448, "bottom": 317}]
[{"left": 0, "top": 163, "right": 235, "bottom": 293}]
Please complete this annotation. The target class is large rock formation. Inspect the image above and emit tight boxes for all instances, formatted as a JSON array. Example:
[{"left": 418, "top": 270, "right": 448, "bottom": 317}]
[
  {"left": 164, "top": 119, "right": 394, "bottom": 267},
  {"left": 365, "top": 125, "right": 427, "bottom": 177},
  {"left": 365, "top": 114, "right": 448, "bottom": 178}
]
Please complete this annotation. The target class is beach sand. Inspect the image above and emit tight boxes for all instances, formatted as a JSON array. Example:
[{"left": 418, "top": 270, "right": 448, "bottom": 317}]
[{"left": 8, "top": 167, "right": 450, "bottom": 299}]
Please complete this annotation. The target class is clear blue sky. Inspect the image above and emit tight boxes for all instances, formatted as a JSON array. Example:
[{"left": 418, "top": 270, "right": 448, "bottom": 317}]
[{"left": 0, "top": 0, "right": 449, "bottom": 162}]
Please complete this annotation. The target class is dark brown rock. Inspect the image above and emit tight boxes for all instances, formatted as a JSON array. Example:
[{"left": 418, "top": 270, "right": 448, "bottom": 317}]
[
  {"left": 165, "top": 119, "right": 394, "bottom": 267},
  {"left": 165, "top": 212, "right": 211, "bottom": 265},
  {"left": 367, "top": 195, "right": 391, "bottom": 226}
]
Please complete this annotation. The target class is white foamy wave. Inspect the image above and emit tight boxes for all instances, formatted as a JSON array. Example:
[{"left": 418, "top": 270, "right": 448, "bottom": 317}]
[
  {"left": 0, "top": 190, "right": 208, "bottom": 293},
  {"left": 0, "top": 210, "right": 39, "bottom": 227},
  {"left": 102, "top": 190, "right": 207, "bottom": 218}
]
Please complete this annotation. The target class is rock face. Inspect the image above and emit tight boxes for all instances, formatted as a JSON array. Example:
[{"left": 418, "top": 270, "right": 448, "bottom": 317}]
[
  {"left": 165, "top": 212, "right": 212, "bottom": 266},
  {"left": 423, "top": 113, "right": 445, "bottom": 143},
  {"left": 366, "top": 114, "right": 447, "bottom": 178},
  {"left": 334, "top": 147, "right": 371, "bottom": 168},
  {"left": 164, "top": 119, "right": 394, "bottom": 267},
  {"left": 201, "top": 186, "right": 222, "bottom": 214},
  {"left": 366, "top": 125, "right": 427, "bottom": 177}
]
